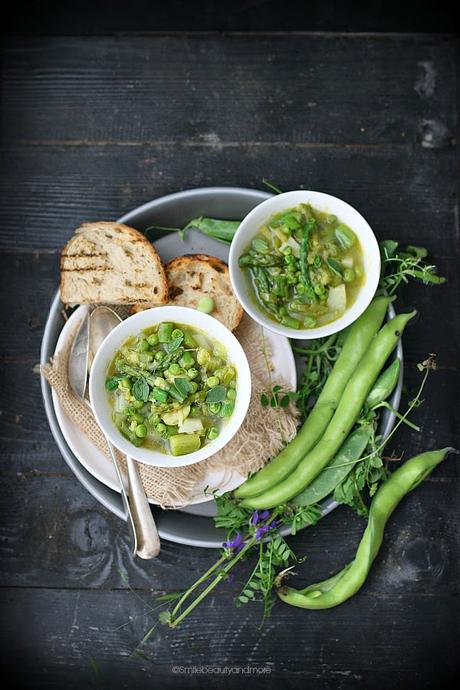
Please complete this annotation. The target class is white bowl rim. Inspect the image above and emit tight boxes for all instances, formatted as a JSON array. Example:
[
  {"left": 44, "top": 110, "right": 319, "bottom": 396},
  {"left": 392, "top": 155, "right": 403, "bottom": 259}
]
[
  {"left": 229, "top": 190, "right": 381, "bottom": 340},
  {"left": 88, "top": 305, "right": 252, "bottom": 467}
]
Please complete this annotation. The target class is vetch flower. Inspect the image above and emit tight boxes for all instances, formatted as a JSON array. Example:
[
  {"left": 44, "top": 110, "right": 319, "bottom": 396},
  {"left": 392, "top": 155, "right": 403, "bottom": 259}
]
[
  {"left": 255, "top": 524, "right": 270, "bottom": 540},
  {"left": 256, "top": 519, "right": 280, "bottom": 541},
  {"left": 251, "top": 511, "right": 259, "bottom": 526},
  {"left": 223, "top": 532, "right": 245, "bottom": 553}
]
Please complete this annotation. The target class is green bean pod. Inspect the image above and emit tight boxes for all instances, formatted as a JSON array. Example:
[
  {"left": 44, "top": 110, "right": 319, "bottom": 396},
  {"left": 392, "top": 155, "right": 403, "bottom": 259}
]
[
  {"left": 277, "top": 447, "right": 455, "bottom": 609},
  {"left": 240, "top": 309, "right": 416, "bottom": 509},
  {"left": 291, "top": 425, "right": 373, "bottom": 507},
  {"left": 185, "top": 217, "right": 241, "bottom": 243},
  {"left": 365, "top": 357, "right": 401, "bottom": 409},
  {"left": 234, "top": 296, "right": 392, "bottom": 500}
]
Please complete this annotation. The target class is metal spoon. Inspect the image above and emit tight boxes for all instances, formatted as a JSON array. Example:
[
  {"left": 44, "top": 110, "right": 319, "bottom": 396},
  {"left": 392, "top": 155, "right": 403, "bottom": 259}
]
[
  {"left": 69, "top": 306, "right": 160, "bottom": 559},
  {"left": 89, "top": 306, "right": 161, "bottom": 559}
]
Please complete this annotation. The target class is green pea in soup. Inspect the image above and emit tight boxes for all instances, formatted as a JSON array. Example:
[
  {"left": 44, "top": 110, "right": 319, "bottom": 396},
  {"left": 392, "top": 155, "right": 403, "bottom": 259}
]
[
  {"left": 105, "top": 322, "right": 237, "bottom": 456},
  {"left": 239, "top": 203, "right": 365, "bottom": 329}
]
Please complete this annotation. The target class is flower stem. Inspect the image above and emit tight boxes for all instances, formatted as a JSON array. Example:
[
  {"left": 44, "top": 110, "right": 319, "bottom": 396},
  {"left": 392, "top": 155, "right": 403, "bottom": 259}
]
[
  {"left": 170, "top": 553, "right": 228, "bottom": 621},
  {"left": 170, "top": 537, "right": 257, "bottom": 627}
]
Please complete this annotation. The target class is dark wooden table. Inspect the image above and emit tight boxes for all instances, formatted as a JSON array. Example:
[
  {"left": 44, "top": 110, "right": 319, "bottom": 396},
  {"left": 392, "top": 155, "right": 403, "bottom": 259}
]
[{"left": 0, "top": 32, "right": 458, "bottom": 689}]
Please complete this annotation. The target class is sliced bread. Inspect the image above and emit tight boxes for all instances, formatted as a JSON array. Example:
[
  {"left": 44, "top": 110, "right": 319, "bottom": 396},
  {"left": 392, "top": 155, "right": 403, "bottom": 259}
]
[
  {"left": 132, "top": 254, "right": 244, "bottom": 331},
  {"left": 60, "top": 222, "right": 168, "bottom": 306}
]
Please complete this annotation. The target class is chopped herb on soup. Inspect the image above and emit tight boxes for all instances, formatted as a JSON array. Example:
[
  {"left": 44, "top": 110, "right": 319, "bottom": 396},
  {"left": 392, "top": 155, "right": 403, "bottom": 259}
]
[
  {"left": 106, "top": 322, "right": 237, "bottom": 455},
  {"left": 238, "top": 203, "right": 365, "bottom": 329}
]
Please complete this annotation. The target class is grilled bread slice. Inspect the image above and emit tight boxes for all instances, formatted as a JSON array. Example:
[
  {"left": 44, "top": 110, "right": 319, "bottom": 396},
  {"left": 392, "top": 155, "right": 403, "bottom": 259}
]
[
  {"left": 132, "top": 254, "right": 244, "bottom": 331},
  {"left": 60, "top": 222, "right": 168, "bottom": 306}
]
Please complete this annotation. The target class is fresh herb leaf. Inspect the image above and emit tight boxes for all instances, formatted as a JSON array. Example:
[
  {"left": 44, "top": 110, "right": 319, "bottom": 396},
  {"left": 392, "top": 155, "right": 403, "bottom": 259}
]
[
  {"left": 327, "top": 257, "right": 344, "bottom": 277},
  {"left": 165, "top": 336, "right": 184, "bottom": 353},
  {"left": 105, "top": 376, "right": 120, "bottom": 391},
  {"left": 260, "top": 393, "right": 270, "bottom": 407},
  {"left": 206, "top": 385, "right": 227, "bottom": 403},
  {"left": 132, "top": 377, "right": 149, "bottom": 402},
  {"left": 379, "top": 241, "right": 446, "bottom": 295},
  {"left": 173, "top": 377, "right": 193, "bottom": 398}
]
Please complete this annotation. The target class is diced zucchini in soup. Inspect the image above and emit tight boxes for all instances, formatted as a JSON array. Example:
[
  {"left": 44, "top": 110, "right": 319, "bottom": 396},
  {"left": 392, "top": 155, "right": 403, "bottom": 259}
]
[
  {"left": 105, "top": 322, "right": 237, "bottom": 456},
  {"left": 327, "top": 284, "right": 347, "bottom": 314}
]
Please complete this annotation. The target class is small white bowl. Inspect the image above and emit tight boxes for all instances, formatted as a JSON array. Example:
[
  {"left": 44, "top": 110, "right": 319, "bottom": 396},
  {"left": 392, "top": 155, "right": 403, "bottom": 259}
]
[
  {"left": 229, "top": 190, "right": 381, "bottom": 340},
  {"left": 89, "top": 306, "right": 251, "bottom": 468}
]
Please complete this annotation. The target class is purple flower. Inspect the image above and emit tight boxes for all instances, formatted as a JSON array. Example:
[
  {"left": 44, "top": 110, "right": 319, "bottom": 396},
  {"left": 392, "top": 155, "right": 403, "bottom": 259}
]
[
  {"left": 255, "top": 519, "right": 280, "bottom": 541},
  {"left": 260, "top": 509, "right": 270, "bottom": 520},
  {"left": 223, "top": 532, "right": 245, "bottom": 552},
  {"left": 256, "top": 524, "right": 270, "bottom": 540},
  {"left": 251, "top": 511, "right": 259, "bottom": 526}
]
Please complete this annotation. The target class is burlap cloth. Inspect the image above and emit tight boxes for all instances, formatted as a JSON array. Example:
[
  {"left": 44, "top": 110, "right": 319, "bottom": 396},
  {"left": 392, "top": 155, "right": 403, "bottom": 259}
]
[{"left": 41, "top": 312, "right": 299, "bottom": 508}]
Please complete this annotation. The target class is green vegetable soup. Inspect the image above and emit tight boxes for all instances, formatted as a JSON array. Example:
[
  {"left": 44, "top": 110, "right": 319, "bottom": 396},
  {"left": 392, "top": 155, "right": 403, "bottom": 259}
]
[
  {"left": 239, "top": 203, "right": 365, "bottom": 329},
  {"left": 105, "top": 322, "right": 237, "bottom": 456}
]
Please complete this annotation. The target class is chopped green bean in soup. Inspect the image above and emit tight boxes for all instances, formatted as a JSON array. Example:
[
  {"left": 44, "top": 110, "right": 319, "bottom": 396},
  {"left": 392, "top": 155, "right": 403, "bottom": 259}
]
[
  {"left": 238, "top": 203, "right": 365, "bottom": 329},
  {"left": 105, "top": 322, "right": 237, "bottom": 455}
]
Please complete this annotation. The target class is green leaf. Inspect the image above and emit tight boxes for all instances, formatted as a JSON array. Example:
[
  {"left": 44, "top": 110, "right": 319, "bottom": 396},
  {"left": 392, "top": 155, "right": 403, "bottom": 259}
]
[
  {"left": 327, "top": 257, "right": 344, "bottom": 277},
  {"left": 206, "top": 386, "right": 227, "bottom": 403},
  {"left": 165, "top": 336, "right": 183, "bottom": 353},
  {"left": 260, "top": 393, "right": 269, "bottom": 407},
  {"left": 132, "top": 377, "right": 149, "bottom": 402},
  {"left": 380, "top": 239, "right": 399, "bottom": 260},
  {"left": 335, "top": 225, "right": 356, "bottom": 250},
  {"left": 280, "top": 395, "right": 290, "bottom": 408},
  {"left": 105, "top": 376, "right": 120, "bottom": 391},
  {"left": 159, "top": 610, "right": 172, "bottom": 625},
  {"left": 174, "top": 377, "right": 193, "bottom": 398}
]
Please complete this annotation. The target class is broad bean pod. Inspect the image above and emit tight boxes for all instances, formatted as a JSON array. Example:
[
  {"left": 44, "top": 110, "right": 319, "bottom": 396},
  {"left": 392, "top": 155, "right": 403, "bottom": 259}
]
[
  {"left": 365, "top": 357, "right": 401, "bottom": 409},
  {"left": 234, "top": 296, "right": 391, "bottom": 500},
  {"left": 240, "top": 309, "right": 415, "bottom": 509},
  {"left": 277, "top": 447, "right": 455, "bottom": 609},
  {"left": 291, "top": 425, "right": 373, "bottom": 507}
]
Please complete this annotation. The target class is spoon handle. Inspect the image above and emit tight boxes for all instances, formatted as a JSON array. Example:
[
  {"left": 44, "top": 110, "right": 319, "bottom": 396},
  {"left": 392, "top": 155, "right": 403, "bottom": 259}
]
[
  {"left": 126, "top": 457, "right": 161, "bottom": 559},
  {"left": 103, "top": 435, "right": 139, "bottom": 556}
]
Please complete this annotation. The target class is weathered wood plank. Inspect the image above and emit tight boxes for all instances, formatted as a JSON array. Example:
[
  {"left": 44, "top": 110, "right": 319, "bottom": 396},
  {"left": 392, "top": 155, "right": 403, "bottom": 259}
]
[
  {"left": 0, "top": 467, "right": 457, "bottom": 594},
  {"left": 0, "top": 144, "right": 457, "bottom": 254},
  {"left": 1, "top": 35, "right": 456, "bottom": 147},
  {"left": 0, "top": 249, "right": 458, "bottom": 364},
  {"left": 0, "top": 585, "right": 457, "bottom": 689}
]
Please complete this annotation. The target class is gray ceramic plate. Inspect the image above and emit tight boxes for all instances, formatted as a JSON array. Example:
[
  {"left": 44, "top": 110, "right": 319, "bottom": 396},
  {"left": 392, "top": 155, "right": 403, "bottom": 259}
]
[{"left": 40, "top": 187, "right": 403, "bottom": 548}]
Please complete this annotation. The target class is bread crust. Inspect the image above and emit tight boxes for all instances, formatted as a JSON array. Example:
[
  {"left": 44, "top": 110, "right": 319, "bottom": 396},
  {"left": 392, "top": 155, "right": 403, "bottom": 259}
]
[
  {"left": 132, "top": 253, "right": 244, "bottom": 331},
  {"left": 60, "top": 221, "right": 168, "bottom": 306}
]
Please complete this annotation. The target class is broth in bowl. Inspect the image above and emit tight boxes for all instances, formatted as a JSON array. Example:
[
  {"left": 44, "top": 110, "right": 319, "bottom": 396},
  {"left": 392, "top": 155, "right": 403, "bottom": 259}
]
[
  {"left": 105, "top": 321, "right": 237, "bottom": 456},
  {"left": 238, "top": 203, "right": 365, "bottom": 330}
]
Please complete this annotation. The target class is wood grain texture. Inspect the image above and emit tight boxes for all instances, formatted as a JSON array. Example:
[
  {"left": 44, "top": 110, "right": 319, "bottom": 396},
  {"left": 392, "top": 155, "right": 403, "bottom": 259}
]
[
  {"left": 0, "top": 32, "right": 458, "bottom": 689},
  {"left": 0, "top": 145, "right": 458, "bottom": 254},
  {"left": 2, "top": 35, "right": 456, "bottom": 147},
  {"left": 0, "top": 585, "right": 457, "bottom": 690}
]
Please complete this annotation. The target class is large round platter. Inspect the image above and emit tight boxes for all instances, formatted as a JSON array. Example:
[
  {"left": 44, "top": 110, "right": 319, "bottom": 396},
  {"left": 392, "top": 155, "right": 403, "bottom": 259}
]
[{"left": 40, "top": 187, "right": 403, "bottom": 547}]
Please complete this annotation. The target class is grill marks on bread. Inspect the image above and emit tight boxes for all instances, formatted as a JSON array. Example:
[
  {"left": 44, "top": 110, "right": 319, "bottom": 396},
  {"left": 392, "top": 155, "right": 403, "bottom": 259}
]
[{"left": 60, "top": 222, "right": 168, "bottom": 306}]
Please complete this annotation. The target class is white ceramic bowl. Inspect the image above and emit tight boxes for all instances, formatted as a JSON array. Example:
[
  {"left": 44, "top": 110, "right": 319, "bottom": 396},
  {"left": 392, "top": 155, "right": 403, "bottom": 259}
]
[
  {"left": 229, "top": 190, "right": 381, "bottom": 340},
  {"left": 89, "top": 306, "right": 251, "bottom": 467}
]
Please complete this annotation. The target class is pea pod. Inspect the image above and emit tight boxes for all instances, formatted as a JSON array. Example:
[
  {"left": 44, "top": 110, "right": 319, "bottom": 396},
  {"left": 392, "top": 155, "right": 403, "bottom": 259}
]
[
  {"left": 234, "top": 296, "right": 392, "bottom": 500},
  {"left": 277, "top": 447, "right": 455, "bottom": 609},
  {"left": 184, "top": 217, "right": 241, "bottom": 243},
  {"left": 365, "top": 358, "right": 400, "bottom": 409},
  {"left": 240, "top": 309, "right": 416, "bottom": 509},
  {"left": 292, "top": 425, "right": 373, "bottom": 507}
]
